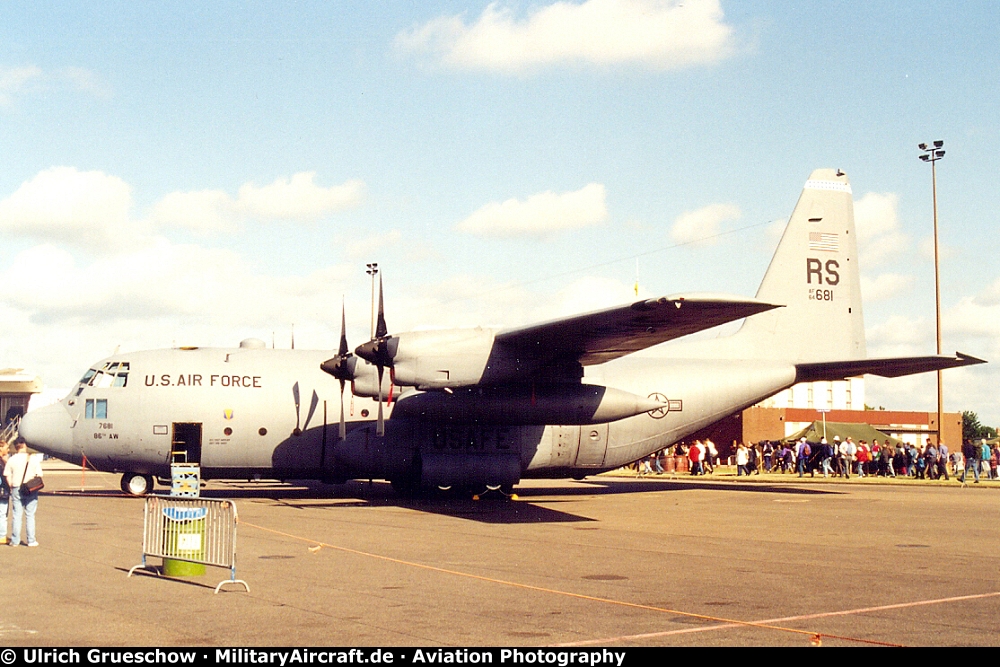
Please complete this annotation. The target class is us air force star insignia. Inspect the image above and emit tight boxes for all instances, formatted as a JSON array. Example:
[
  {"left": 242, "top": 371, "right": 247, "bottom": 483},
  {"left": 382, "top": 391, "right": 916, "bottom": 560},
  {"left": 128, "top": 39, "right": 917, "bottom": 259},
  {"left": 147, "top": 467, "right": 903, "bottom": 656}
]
[{"left": 647, "top": 393, "right": 669, "bottom": 419}]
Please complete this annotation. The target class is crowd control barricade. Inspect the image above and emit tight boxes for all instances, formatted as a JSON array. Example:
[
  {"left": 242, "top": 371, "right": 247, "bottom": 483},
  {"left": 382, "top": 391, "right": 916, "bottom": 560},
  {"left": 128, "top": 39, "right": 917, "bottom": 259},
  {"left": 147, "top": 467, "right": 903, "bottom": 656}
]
[{"left": 128, "top": 495, "right": 250, "bottom": 594}]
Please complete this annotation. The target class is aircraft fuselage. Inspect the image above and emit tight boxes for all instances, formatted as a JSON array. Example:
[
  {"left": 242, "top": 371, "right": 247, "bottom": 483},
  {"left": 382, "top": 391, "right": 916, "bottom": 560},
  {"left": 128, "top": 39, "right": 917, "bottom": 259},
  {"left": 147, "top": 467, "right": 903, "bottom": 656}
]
[{"left": 24, "top": 344, "right": 796, "bottom": 491}]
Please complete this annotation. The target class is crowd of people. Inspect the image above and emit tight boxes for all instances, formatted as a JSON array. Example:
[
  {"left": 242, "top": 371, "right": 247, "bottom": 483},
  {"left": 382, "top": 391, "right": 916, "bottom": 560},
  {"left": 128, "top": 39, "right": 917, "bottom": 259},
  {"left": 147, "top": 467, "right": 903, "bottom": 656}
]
[{"left": 635, "top": 436, "right": 1000, "bottom": 482}]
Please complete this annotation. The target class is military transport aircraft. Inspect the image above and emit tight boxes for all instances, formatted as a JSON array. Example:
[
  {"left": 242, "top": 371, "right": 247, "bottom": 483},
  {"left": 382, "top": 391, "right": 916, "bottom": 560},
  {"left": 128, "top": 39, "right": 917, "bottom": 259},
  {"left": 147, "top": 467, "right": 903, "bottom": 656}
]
[{"left": 19, "top": 169, "right": 984, "bottom": 495}]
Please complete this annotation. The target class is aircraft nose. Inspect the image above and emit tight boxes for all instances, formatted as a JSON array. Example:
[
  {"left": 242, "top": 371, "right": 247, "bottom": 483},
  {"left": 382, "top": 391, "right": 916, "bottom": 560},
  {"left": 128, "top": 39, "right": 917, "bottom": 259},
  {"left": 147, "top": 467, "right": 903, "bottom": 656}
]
[{"left": 18, "top": 402, "right": 76, "bottom": 460}]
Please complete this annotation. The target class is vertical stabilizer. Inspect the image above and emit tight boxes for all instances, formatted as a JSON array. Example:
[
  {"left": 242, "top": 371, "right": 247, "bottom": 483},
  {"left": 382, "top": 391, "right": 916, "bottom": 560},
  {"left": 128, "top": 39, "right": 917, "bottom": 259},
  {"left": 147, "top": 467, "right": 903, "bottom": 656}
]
[{"left": 737, "top": 169, "right": 866, "bottom": 362}]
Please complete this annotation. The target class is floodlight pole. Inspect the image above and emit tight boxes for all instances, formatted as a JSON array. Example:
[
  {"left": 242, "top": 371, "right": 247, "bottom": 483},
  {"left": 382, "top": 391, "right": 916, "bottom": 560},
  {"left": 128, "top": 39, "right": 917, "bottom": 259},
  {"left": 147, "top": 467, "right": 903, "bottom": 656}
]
[
  {"left": 366, "top": 262, "right": 379, "bottom": 339},
  {"left": 918, "top": 142, "right": 945, "bottom": 445}
]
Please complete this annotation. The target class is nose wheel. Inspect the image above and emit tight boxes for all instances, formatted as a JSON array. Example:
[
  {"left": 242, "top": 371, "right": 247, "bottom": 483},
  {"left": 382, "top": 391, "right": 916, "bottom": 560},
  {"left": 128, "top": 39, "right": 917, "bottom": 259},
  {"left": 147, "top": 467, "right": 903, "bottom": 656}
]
[{"left": 121, "top": 472, "right": 154, "bottom": 496}]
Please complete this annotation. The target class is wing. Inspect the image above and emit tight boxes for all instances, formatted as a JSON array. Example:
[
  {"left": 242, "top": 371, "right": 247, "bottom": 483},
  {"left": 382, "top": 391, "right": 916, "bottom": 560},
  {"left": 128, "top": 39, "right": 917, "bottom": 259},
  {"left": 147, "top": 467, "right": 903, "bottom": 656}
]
[
  {"left": 795, "top": 352, "right": 986, "bottom": 382},
  {"left": 495, "top": 293, "right": 781, "bottom": 367}
]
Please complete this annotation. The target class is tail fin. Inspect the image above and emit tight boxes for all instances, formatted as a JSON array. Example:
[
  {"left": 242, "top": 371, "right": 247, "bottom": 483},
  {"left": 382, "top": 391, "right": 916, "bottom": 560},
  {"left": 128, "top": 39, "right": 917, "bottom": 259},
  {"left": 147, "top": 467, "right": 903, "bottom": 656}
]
[{"left": 737, "top": 169, "right": 866, "bottom": 362}]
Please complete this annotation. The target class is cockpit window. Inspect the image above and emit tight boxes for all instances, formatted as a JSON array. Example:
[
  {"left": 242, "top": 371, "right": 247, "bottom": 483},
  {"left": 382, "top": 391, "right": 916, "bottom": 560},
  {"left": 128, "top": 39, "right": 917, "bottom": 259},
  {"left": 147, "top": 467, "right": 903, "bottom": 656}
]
[
  {"left": 80, "top": 369, "right": 97, "bottom": 385},
  {"left": 87, "top": 362, "right": 129, "bottom": 388}
]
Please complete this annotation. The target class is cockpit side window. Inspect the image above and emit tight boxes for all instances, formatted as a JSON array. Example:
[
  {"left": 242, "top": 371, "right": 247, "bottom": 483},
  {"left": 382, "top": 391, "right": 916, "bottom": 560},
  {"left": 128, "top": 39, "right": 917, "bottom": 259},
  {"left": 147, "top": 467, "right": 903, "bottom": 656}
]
[
  {"left": 80, "top": 369, "right": 97, "bottom": 385},
  {"left": 84, "top": 399, "right": 108, "bottom": 419}
]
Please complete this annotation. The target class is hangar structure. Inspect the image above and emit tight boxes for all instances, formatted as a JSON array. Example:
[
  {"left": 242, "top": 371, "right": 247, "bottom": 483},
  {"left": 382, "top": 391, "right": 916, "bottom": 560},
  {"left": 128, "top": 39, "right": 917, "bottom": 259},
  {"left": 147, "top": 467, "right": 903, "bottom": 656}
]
[{"left": 0, "top": 369, "right": 41, "bottom": 427}]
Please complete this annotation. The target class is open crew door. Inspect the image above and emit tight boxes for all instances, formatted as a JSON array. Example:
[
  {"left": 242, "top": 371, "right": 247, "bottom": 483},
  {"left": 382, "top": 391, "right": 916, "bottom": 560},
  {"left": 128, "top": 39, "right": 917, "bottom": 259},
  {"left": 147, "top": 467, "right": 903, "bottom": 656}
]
[{"left": 171, "top": 422, "right": 203, "bottom": 464}]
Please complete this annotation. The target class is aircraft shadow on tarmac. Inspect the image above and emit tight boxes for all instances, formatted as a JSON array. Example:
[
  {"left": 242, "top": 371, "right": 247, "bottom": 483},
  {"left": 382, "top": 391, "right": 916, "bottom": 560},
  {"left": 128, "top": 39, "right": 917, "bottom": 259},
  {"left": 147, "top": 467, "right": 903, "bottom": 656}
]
[{"left": 51, "top": 477, "right": 841, "bottom": 525}]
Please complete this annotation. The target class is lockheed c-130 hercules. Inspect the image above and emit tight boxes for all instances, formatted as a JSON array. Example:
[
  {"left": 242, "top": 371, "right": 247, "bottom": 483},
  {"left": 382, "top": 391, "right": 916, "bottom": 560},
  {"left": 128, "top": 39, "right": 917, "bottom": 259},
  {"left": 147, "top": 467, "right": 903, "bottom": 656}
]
[{"left": 19, "top": 169, "right": 984, "bottom": 496}]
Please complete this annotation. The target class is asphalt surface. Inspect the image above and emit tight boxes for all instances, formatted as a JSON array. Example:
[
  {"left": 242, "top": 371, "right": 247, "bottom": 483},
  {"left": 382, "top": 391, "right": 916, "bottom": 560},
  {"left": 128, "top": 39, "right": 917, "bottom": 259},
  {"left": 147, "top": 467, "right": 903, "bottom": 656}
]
[{"left": 2, "top": 461, "right": 999, "bottom": 647}]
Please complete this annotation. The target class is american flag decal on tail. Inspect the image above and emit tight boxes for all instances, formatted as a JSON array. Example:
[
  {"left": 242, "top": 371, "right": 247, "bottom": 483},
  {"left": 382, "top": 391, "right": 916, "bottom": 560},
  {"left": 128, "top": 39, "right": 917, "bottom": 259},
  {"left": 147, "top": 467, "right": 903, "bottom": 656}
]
[{"left": 808, "top": 232, "right": 839, "bottom": 252}]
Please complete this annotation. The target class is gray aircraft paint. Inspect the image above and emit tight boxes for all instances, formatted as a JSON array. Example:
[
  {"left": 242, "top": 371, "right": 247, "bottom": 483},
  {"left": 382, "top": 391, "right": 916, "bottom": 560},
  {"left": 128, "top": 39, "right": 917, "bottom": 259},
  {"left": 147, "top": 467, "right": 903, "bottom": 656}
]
[{"left": 19, "top": 169, "right": 983, "bottom": 493}]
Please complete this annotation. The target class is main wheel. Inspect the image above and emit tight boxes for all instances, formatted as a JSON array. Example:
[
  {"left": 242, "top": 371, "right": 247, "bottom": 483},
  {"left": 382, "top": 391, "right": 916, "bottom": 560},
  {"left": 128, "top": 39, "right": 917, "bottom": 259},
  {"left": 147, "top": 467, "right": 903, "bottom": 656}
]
[{"left": 121, "top": 473, "right": 154, "bottom": 496}]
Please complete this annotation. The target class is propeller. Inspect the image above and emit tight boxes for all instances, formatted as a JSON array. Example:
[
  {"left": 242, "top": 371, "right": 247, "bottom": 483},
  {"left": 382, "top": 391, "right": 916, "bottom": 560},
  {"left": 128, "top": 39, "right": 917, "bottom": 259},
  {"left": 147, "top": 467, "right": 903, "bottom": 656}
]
[
  {"left": 355, "top": 275, "right": 393, "bottom": 436},
  {"left": 319, "top": 299, "right": 355, "bottom": 440}
]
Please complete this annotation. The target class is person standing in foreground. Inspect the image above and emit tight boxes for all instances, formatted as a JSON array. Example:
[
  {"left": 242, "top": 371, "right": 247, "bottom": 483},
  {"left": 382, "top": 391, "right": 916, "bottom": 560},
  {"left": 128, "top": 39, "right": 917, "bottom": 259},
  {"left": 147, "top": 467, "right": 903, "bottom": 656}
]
[
  {"left": 0, "top": 440, "right": 9, "bottom": 544},
  {"left": 3, "top": 439, "right": 42, "bottom": 547}
]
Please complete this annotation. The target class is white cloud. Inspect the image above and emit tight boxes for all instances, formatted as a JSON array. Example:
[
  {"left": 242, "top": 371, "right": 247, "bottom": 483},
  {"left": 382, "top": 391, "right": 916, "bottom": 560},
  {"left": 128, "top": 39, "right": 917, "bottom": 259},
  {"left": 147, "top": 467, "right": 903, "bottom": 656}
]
[
  {"left": 550, "top": 276, "right": 639, "bottom": 317},
  {"left": 0, "top": 65, "right": 106, "bottom": 106},
  {"left": 149, "top": 173, "right": 365, "bottom": 234},
  {"left": 866, "top": 314, "right": 933, "bottom": 352},
  {"left": 456, "top": 183, "right": 607, "bottom": 238},
  {"left": 853, "top": 191, "right": 910, "bottom": 266},
  {"left": 148, "top": 189, "right": 239, "bottom": 234},
  {"left": 860, "top": 273, "right": 915, "bottom": 303},
  {"left": 0, "top": 65, "right": 42, "bottom": 105},
  {"left": 397, "top": 0, "right": 735, "bottom": 73},
  {"left": 58, "top": 66, "right": 110, "bottom": 97},
  {"left": 0, "top": 168, "right": 366, "bottom": 251},
  {"left": 669, "top": 202, "right": 740, "bottom": 246},
  {"left": 237, "top": 173, "right": 365, "bottom": 221},
  {"left": 0, "top": 167, "right": 140, "bottom": 249},
  {"left": 1, "top": 239, "right": 353, "bottom": 329},
  {"left": 345, "top": 230, "right": 403, "bottom": 260}
]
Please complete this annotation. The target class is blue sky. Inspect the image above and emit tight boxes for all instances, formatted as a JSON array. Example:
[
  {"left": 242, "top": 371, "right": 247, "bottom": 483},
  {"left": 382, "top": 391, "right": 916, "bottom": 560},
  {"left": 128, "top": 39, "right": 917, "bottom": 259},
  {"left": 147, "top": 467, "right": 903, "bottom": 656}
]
[{"left": 2, "top": 1, "right": 999, "bottom": 423}]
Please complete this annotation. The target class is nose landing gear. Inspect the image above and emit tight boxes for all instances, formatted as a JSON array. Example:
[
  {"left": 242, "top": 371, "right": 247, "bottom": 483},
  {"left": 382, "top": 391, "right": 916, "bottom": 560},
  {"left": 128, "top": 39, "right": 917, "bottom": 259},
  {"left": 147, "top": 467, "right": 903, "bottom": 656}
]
[{"left": 120, "top": 472, "right": 154, "bottom": 496}]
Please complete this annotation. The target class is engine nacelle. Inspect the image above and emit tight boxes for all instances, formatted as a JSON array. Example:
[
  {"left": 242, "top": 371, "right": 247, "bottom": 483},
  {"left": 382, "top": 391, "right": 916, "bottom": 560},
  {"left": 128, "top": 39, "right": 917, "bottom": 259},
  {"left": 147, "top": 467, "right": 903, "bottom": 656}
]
[
  {"left": 391, "top": 384, "right": 665, "bottom": 425},
  {"left": 350, "top": 360, "right": 403, "bottom": 399},
  {"left": 388, "top": 328, "right": 498, "bottom": 389}
]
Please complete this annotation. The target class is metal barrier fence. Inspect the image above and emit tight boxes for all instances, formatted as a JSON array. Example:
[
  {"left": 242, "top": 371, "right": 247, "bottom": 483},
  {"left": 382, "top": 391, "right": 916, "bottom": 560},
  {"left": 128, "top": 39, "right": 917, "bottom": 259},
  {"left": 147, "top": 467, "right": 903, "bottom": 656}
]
[{"left": 128, "top": 495, "right": 249, "bottom": 594}]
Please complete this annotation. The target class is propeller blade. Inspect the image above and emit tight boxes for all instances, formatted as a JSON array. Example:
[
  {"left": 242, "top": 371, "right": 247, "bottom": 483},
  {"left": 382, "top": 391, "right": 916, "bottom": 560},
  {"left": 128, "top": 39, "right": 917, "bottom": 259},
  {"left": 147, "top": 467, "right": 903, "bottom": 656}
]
[
  {"left": 376, "top": 363, "right": 385, "bottom": 436},
  {"left": 292, "top": 381, "right": 301, "bottom": 433},
  {"left": 338, "top": 298, "right": 349, "bottom": 357},
  {"left": 304, "top": 390, "right": 319, "bottom": 431},
  {"left": 339, "top": 379, "right": 347, "bottom": 441},
  {"left": 375, "top": 274, "right": 387, "bottom": 339}
]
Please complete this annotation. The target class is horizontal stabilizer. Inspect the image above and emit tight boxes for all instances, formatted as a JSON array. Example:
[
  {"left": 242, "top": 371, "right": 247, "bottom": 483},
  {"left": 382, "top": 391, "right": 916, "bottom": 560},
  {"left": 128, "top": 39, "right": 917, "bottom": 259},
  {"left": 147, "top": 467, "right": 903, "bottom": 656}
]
[{"left": 795, "top": 352, "right": 986, "bottom": 383}]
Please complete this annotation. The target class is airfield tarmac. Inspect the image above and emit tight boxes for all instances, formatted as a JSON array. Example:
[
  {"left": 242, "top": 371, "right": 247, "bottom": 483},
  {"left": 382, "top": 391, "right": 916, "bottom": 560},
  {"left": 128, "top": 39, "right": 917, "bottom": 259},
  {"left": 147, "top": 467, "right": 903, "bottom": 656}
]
[{"left": 2, "top": 462, "right": 999, "bottom": 647}]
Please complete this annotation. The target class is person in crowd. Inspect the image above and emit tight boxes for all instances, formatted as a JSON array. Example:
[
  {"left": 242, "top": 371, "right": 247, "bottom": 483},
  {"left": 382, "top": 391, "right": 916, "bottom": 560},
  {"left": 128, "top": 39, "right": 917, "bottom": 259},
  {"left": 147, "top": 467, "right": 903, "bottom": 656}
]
[
  {"left": 838, "top": 437, "right": 856, "bottom": 479},
  {"left": 907, "top": 443, "right": 920, "bottom": 477},
  {"left": 924, "top": 441, "right": 938, "bottom": 480},
  {"left": 936, "top": 441, "right": 949, "bottom": 481},
  {"left": 688, "top": 440, "right": 703, "bottom": 476},
  {"left": 639, "top": 455, "right": 653, "bottom": 476},
  {"left": 0, "top": 440, "right": 9, "bottom": 545},
  {"left": 881, "top": 440, "right": 896, "bottom": 478},
  {"left": 749, "top": 441, "right": 762, "bottom": 474},
  {"left": 894, "top": 442, "right": 908, "bottom": 477},
  {"left": 780, "top": 442, "right": 794, "bottom": 473},
  {"left": 855, "top": 440, "right": 869, "bottom": 478},
  {"left": 704, "top": 439, "right": 718, "bottom": 474},
  {"left": 960, "top": 439, "right": 980, "bottom": 484},
  {"left": 735, "top": 442, "right": 749, "bottom": 476},
  {"left": 981, "top": 440, "right": 993, "bottom": 480},
  {"left": 950, "top": 448, "right": 963, "bottom": 477},
  {"left": 819, "top": 438, "right": 834, "bottom": 477},
  {"left": 3, "top": 438, "right": 42, "bottom": 547},
  {"left": 795, "top": 437, "right": 811, "bottom": 477},
  {"left": 831, "top": 436, "right": 843, "bottom": 476},
  {"left": 870, "top": 440, "right": 881, "bottom": 477},
  {"left": 762, "top": 441, "right": 774, "bottom": 472}
]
